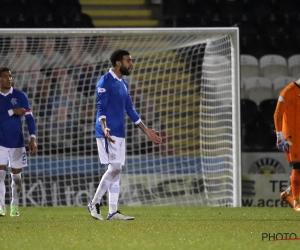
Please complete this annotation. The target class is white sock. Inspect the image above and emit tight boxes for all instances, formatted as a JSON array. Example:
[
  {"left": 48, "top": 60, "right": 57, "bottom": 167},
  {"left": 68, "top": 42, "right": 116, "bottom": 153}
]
[
  {"left": 11, "top": 173, "right": 22, "bottom": 206},
  {"left": 0, "top": 170, "right": 6, "bottom": 210},
  {"left": 109, "top": 175, "right": 120, "bottom": 214},
  {"left": 91, "top": 178, "right": 111, "bottom": 205},
  {"left": 91, "top": 163, "right": 121, "bottom": 205}
]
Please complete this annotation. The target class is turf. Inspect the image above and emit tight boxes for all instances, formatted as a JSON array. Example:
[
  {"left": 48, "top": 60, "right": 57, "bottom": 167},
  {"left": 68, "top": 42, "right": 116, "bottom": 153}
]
[{"left": 0, "top": 206, "right": 299, "bottom": 250}]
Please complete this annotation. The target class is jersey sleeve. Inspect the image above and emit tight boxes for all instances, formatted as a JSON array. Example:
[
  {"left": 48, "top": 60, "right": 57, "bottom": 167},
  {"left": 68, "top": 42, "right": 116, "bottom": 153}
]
[
  {"left": 21, "top": 91, "right": 36, "bottom": 137},
  {"left": 96, "top": 76, "right": 109, "bottom": 120},
  {"left": 274, "top": 89, "right": 291, "bottom": 132},
  {"left": 25, "top": 114, "right": 36, "bottom": 137},
  {"left": 125, "top": 98, "right": 140, "bottom": 124},
  {"left": 124, "top": 81, "right": 140, "bottom": 123}
]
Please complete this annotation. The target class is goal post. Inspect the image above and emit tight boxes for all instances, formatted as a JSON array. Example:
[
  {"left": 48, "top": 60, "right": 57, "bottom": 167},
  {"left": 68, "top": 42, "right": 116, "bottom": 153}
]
[{"left": 0, "top": 28, "right": 241, "bottom": 207}]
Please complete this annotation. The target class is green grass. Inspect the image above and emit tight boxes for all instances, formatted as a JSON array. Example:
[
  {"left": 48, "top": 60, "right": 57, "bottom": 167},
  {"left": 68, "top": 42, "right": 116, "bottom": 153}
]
[{"left": 0, "top": 206, "right": 300, "bottom": 250}]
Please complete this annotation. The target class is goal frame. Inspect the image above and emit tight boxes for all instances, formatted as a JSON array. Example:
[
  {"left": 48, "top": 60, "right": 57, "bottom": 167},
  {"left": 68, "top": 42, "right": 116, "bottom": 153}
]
[{"left": 0, "top": 27, "right": 241, "bottom": 207}]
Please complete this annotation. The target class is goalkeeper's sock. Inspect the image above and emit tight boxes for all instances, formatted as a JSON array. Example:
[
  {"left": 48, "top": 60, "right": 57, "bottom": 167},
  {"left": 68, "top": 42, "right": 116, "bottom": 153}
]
[
  {"left": 285, "top": 196, "right": 294, "bottom": 208},
  {"left": 280, "top": 185, "right": 294, "bottom": 208},
  {"left": 10, "top": 173, "right": 22, "bottom": 206},
  {"left": 291, "top": 169, "right": 300, "bottom": 207},
  {"left": 0, "top": 170, "right": 6, "bottom": 210}
]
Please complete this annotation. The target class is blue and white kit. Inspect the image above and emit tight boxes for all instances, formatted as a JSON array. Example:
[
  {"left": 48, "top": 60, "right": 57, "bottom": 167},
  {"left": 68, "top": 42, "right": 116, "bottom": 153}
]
[
  {"left": 95, "top": 69, "right": 140, "bottom": 139},
  {"left": 0, "top": 87, "right": 36, "bottom": 148}
]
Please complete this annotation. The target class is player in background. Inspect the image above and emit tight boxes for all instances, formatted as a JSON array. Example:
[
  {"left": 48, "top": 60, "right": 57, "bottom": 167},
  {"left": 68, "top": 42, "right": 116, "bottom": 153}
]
[
  {"left": 87, "top": 49, "right": 162, "bottom": 220},
  {"left": 0, "top": 67, "right": 37, "bottom": 217},
  {"left": 274, "top": 78, "right": 300, "bottom": 211}
]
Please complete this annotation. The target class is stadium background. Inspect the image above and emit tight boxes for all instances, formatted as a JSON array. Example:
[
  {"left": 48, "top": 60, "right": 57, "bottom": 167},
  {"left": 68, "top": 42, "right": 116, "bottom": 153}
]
[{"left": 1, "top": 0, "right": 298, "bottom": 207}]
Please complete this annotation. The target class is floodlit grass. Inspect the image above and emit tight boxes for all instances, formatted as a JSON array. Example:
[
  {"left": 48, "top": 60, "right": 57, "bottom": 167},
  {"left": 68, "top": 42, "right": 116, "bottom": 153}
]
[{"left": 0, "top": 206, "right": 300, "bottom": 250}]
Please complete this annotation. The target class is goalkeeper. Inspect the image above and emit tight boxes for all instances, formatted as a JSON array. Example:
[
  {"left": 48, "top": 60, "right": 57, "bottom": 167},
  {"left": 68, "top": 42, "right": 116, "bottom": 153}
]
[
  {"left": 87, "top": 49, "right": 162, "bottom": 220},
  {"left": 0, "top": 67, "right": 37, "bottom": 217},
  {"left": 274, "top": 78, "right": 300, "bottom": 211}
]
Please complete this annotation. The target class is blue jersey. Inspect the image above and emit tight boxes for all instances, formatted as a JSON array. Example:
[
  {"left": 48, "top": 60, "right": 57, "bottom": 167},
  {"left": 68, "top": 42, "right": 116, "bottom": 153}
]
[
  {"left": 95, "top": 70, "right": 140, "bottom": 138},
  {"left": 0, "top": 88, "right": 36, "bottom": 148}
]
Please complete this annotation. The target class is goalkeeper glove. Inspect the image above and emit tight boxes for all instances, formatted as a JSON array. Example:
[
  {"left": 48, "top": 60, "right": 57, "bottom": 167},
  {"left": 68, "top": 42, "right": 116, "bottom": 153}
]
[{"left": 276, "top": 131, "right": 292, "bottom": 152}]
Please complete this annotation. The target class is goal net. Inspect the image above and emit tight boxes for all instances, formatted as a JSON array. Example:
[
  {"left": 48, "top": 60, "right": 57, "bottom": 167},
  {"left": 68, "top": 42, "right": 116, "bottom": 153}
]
[{"left": 0, "top": 28, "right": 241, "bottom": 207}]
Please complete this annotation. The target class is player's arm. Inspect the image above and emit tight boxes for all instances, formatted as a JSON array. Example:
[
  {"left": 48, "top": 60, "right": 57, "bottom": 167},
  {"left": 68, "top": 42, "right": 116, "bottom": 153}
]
[
  {"left": 25, "top": 110, "right": 37, "bottom": 155},
  {"left": 21, "top": 93, "right": 37, "bottom": 154},
  {"left": 125, "top": 93, "right": 162, "bottom": 144},
  {"left": 97, "top": 78, "right": 115, "bottom": 143},
  {"left": 136, "top": 121, "right": 162, "bottom": 144},
  {"left": 0, "top": 107, "right": 26, "bottom": 123},
  {"left": 100, "top": 118, "right": 115, "bottom": 143},
  {"left": 274, "top": 98, "right": 286, "bottom": 133},
  {"left": 274, "top": 93, "right": 291, "bottom": 151}
]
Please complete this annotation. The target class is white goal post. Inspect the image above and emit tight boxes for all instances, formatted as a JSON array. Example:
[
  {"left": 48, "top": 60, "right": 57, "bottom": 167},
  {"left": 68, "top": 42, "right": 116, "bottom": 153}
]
[{"left": 0, "top": 28, "right": 241, "bottom": 207}]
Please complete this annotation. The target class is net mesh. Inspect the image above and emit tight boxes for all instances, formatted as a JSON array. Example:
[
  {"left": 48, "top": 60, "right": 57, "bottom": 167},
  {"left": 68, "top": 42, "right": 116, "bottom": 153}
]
[{"left": 0, "top": 29, "right": 240, "bottom": 207}]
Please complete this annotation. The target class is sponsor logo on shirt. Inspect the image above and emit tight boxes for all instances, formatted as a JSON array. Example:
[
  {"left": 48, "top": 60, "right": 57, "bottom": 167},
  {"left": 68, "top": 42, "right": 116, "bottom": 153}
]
[{"left": 98, "top": 87, "right": 106, "bottom": 93}]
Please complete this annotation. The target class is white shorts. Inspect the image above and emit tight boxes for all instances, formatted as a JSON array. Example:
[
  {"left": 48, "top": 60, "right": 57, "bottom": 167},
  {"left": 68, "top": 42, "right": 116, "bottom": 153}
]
[
  {"left": 96, "top": 137, "right": 125, "bottom": 165},
  {"left": 0, "top": 146, "right": 27, "bottom": 169}
]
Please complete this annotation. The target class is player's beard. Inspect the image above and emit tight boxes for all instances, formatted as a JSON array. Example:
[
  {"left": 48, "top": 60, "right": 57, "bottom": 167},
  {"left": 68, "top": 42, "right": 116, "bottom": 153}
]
[
  {"left": 120, "top": 65, "right": 131, "bottom": 76},
  {"left": 0, "top": 82, "right": 11, "bottom": 91}
]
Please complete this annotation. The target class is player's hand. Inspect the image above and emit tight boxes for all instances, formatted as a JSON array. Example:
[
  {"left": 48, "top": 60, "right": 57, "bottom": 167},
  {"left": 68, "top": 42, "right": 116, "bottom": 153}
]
[
  {"left": 103, "top": 127, "right": 115, "bottom": 143},
  {"left": 276, "top": 131, "right": 292, "bottom": 152},
  {"left": 146, "top": 129, "right": 162, "bottom": 144},
  {"left": 28, "top": 137, "right": 37, "bottom": 155},
  {"left": 13, "top": 107, "right": 26, "bottom": 116}
]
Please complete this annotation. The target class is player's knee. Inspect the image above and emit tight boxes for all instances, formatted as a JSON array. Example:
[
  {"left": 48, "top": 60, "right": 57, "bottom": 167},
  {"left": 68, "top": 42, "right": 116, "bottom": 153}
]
[
  {"left": 292, "top": 162, "right": 300, "bottom": 169},
  {"left": 11, "top": 173, "right": 22, "bottom": 185},
  {"left": 0, "top": 165, "right": 6, "bottom": 171},
  {"left": 108, "top": 163, "right": 122, "bottom": 176},
  {"left": 10, "top": 168, "right": 22, "bottom": 174}
]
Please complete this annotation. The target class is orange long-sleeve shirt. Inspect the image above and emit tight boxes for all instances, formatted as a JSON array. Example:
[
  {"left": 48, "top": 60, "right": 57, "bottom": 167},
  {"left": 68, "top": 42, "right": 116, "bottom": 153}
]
[{"left": 274, "top": 82, "right": 300, "bottom": 162}]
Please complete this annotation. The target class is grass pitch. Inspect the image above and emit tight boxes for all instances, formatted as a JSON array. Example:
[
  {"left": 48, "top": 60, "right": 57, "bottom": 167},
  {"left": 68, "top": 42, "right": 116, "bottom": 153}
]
[{"left": 0, "top": 206, "right": 299, "bottom": 250}]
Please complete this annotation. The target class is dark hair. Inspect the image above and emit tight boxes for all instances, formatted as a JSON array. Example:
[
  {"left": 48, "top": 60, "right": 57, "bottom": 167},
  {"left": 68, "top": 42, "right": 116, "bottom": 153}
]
[
  {"left": 110, "top": 49, "right": 130, "bottom": 66},
  {"left": 0, "top": 67, "right": 10, "bottom": 76}
]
